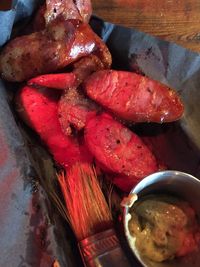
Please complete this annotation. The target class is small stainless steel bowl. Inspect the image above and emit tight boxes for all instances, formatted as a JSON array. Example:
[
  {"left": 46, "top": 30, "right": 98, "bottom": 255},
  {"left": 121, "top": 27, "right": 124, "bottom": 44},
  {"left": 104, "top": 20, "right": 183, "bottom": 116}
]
[{"left": 122, "top": 170, "right": 200, "bottom": 267}]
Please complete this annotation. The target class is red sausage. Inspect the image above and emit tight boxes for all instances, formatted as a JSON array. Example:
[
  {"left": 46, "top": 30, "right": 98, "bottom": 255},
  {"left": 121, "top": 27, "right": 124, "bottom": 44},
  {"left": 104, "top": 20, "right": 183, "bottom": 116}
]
[
  {"left": 28, "top": 73, "right": 77, "bottom": 90},
  {"left": 84, "top": 113, "right": 158, "bottom": 191},
  {"left": 28, "top": 55, "right": 104, "bottom": 90},
  {"left": 16, "top": 85, "right": 92, "bottom": 168},
  {"left": 84, "top": 70, "right": 184, "bottom": 123}
]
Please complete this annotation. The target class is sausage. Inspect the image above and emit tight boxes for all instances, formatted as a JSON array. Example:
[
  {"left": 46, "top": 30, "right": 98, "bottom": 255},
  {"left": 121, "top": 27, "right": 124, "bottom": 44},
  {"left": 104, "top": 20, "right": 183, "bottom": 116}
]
[
  {"left": 72, "top": 54, "right": 105, "bottom": 84},
  {"left": 84, "top": 113, "right": 158, "bottom": 191},
  {"left": 45, "top": 0, "right": 82, "bottom": 24},
  {"left": 28, "top": 55, "right": 105, "bottom": 89},
  {"left": 15, "top": 85, "right": 92, "bottom": 168},
  {"left": 0, "top": 19, "right": 111, "bottom": 82},
  {"left": 84, "top": 70, "right": 184, "bottom": 123},
  {"left": 28, "top": 73, "right": 77, "bottom": 89},
  {"left": 74, "top": 0, "right": 92, "bottom": 22},
  {"left": 58, "top": 87, "right": 99, "bottom": 135},
  {"left": 45, "top": 0, "right": 92, "bottom": 24},
  {"left": 33, "top": 0, "right": 92, "bottom": 31}
]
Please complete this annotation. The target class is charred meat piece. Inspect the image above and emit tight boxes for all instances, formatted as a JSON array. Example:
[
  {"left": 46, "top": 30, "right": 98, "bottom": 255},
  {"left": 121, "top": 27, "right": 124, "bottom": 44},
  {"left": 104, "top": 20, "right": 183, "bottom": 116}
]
[
  {"left": 84, "top": 113, "right": 158, "bottom": 191},
  {"left": 16, "top": 85, "right": 92, "bottom": 168},
  {"left": 74, "top": 0, "right": 92, "bottom": 22},
  {"left": 73, "top": 54, "right": 105, "bottom": 83},
  {"left": 84, "top": 70, "right": 184, "bottom": 123},
  {"left": 0, "top": 18, "right": 111, "bottom": 82},
  {"left": 91, "top": 34, "right": 112, "bottom": 69},
  {"left": 45, "top": 0, "right": 81, "bottom": 24},
  {"left": 45, "top": 0, "right": 92, "bottom": 24},
  {"left": 33, "top": 0, "right": 92, "bottom": 30},
  {"left": 58, "top": 87, "right": 99, "bottom": 135}
]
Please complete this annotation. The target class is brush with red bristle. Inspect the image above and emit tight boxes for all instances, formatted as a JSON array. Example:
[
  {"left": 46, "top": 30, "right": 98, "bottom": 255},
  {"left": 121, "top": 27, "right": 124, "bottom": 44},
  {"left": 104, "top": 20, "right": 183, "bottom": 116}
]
[{"left": 57, "top": 163, "right": 131, "bottom": 267}]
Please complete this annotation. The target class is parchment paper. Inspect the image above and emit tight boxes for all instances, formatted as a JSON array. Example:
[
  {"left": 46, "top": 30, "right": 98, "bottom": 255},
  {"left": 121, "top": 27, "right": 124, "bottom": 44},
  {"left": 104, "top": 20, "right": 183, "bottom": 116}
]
[{"left": 0, "top": 1, "right": 200, "bottom": 266}]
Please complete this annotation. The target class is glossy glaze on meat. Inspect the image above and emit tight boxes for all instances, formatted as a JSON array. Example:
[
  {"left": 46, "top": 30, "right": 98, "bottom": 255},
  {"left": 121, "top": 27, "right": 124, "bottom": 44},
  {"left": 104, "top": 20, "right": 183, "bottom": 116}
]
[
  {"left": 0, "top": 19, "right": 111, "bottom": 82},
  {"left": 84, "top": 70, "right": 184, "bottom": 123}
]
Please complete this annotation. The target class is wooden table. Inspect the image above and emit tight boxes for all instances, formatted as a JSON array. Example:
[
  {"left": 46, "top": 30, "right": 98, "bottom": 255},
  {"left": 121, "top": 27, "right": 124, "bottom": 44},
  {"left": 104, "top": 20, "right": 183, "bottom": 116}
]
[
  {"left": 1, "top": 0, "right": 200, "bottom": 53},
  {"left": 92, "top": 0, "right": 200, "bottom": 53}
]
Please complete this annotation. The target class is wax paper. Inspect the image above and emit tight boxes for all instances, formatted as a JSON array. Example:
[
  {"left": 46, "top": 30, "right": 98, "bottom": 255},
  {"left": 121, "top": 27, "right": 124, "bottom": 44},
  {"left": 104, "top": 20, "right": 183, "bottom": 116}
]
[{"left": 0, "top": 1, "right": 200, "bottom": 267}]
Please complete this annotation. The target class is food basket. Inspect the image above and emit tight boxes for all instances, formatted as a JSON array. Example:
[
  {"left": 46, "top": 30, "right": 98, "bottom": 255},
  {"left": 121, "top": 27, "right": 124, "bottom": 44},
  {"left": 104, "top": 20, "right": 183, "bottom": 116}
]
[{"left": 0, "top": 1, "right": 200, "bottom": 266}]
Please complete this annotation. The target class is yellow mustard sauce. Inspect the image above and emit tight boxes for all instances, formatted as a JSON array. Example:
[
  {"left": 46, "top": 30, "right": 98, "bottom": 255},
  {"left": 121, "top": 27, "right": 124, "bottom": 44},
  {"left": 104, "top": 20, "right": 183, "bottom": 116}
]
[{"left": 128, "top": 195, "right": 200, "bottom": 262}]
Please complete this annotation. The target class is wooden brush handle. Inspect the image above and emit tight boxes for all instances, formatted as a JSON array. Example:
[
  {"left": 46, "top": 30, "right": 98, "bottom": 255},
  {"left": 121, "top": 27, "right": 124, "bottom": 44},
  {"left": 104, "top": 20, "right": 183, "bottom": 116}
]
[{"left": 78, "top": 228, "right": 131, "bottom": 267}]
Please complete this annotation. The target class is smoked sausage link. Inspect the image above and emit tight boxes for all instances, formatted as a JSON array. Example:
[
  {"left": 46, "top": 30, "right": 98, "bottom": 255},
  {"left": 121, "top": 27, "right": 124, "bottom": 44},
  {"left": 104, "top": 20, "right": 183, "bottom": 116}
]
[
  {"left": 84, "top": 113, "right": 158, "bottom": 191},
  {"left": 84, "top": 70, "right": 184, "bottom": 123},
  {"left": 16, "top": 85, "right": 92, "bottom": 168}
]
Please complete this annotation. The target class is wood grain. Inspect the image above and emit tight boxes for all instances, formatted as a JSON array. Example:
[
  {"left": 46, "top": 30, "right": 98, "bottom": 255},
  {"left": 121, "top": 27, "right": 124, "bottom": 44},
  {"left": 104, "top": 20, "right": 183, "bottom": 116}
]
[
  {"left": 1, "top": 0, "right": 200, "bottom": 52},
  {"left": 92, "top": 0, "right": 200, "bottom": 53}
]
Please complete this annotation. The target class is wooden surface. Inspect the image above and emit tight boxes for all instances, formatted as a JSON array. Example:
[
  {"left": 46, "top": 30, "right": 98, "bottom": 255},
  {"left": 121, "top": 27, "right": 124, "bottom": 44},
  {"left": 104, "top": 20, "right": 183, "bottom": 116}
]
[
  {"left": 92, "top": 0, "right": 200, "bottom": 53},
  {"left": 1, "top": 0, "right": 200, "bottom": 53}
]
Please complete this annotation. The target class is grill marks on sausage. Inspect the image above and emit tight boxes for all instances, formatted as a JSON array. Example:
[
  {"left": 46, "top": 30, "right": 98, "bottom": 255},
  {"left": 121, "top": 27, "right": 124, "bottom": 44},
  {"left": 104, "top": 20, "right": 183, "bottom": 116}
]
[
  {"left": 84, "top": 113, "right": 158, "bottom": 191},
  {"left": 84, "top": 70, "right": 184, "bottom": 123}
]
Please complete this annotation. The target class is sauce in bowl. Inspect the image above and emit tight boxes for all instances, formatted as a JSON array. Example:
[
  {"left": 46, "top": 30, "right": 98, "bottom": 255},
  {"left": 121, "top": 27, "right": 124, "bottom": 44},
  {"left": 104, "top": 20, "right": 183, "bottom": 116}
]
[{"left": 128, "top": 194, "right": 200, "bottom": 262}]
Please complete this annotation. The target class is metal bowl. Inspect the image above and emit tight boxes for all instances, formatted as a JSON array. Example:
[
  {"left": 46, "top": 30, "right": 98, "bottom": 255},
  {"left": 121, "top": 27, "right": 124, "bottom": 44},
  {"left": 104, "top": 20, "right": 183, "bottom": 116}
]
[{"left": 123, "top": 170, "right": 200, "bottom": 267}]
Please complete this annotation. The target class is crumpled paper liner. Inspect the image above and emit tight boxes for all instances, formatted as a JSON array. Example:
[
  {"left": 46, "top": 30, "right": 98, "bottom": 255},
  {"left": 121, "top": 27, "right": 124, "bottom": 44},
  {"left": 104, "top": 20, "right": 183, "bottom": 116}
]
[{"left": 0, "top": 1, "right": 200, "bottom": 266}]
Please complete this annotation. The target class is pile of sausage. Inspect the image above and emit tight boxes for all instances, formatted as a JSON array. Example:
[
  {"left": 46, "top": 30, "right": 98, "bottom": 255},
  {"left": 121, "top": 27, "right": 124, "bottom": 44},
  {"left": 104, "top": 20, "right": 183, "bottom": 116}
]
[{"left": 0, "top": 0, "right": 184, "bottom": 192}]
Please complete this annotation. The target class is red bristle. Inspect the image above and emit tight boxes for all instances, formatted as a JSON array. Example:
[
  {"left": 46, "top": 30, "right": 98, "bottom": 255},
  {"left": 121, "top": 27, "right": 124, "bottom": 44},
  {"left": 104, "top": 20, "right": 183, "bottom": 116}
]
[{"left": 57, "top": 163, "right": 113, "bottom": 241}]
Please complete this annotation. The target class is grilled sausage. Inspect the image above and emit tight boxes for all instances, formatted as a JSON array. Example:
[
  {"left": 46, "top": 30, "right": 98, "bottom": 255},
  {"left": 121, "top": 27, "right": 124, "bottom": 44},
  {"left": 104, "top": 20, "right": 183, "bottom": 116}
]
[
  {"left": 0, "top": 19, "right": 111, "bottom": 82},
  {"left": 45, "top": 0, "right": 92, "bottom": 24},
  {"left": 84, "top": 70, "right": 184, "bottom": 123},
  {"left": 84, "top": 112, "right": 158, "bottom": 191},
  {"left": 33, "top": 0, "right": 92, "bottom": 30},
  {"left": 15, "top": 85, "right": 92, "bottom": 168},
  {"left": 74, "top": 0, "right": 92, "bottom": 22}
]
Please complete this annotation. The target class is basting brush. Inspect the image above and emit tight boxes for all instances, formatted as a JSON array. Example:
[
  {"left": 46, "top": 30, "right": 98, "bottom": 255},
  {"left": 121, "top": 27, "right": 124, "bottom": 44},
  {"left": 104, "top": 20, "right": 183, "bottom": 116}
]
[{"left": 57, "top": 163, "right": 131, "bottom": 267}]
